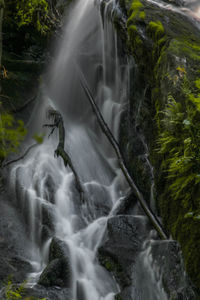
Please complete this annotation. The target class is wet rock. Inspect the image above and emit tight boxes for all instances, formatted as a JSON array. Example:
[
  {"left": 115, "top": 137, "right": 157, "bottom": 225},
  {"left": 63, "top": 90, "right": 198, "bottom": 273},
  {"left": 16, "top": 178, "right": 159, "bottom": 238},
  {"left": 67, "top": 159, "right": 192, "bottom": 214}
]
[
  {"left": 49, "top": 237, "right": 70, "bottom": 261},
  {"left": 38, "top": 237, "right": 71, "bottom": 288},
  {"left": 38, "top": 258, "right": 70, "bottom": 288},
  {"left": 0, "top": 256, "right": 33, "bottom": 285},
  {"left": 0, "top": 198, "right": 34, "bottom": 287},
  {"left": 85, "top": 183, "right": 113, "bottom": 218},
  {"left": 41, "top": 224, "right": 52, "bottom": 243},
  {"left": 98, "top": 215, "right": 149, "bottom": 287},
  {"left": 41, "top": 203, "right": 55, "bottom": 232},
  {"left": 150, "top": 240, "right": 196, "bottom": 299},
  {"left": 162, "top": 0, "right": 185, "bottom": 6},
  {"left": 112, "top": 192, "right": 143, "bottom": 216},
  {"left": 24, "top": 285, "right": 72, "bottom": 300},
  {"left": 115, "top": 286, "right": 134, "bottom": 300}
]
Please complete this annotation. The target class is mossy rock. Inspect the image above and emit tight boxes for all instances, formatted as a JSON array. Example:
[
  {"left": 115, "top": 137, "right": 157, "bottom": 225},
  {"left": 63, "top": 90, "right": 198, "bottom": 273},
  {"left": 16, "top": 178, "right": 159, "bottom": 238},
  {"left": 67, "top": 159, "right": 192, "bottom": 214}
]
[
  {"left": 38, "top": 258, "right": 71, "bottom": 288},
  {"left": 119, "top": 0, "right": 200, "bottom": 291}
]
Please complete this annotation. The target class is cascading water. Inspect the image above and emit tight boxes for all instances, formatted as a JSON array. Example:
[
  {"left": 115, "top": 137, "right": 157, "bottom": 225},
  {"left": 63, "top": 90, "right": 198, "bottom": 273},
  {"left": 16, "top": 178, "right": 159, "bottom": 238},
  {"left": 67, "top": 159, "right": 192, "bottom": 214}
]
[
  {"left": 6, "top": 0, "right": 190, "bottom": 299},
  {"left": 9, "top": 0, "right": 130, "bottom": 299}
]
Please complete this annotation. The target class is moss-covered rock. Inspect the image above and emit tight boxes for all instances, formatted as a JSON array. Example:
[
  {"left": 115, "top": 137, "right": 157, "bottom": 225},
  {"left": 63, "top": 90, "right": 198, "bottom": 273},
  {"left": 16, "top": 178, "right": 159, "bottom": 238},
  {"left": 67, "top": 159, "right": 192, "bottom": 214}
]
[
  {"left": 38, "top": 238, "right": 71, "bottom": 288},
  {"left": 121, "top": 0, "right": 200, "bottom": 291}
]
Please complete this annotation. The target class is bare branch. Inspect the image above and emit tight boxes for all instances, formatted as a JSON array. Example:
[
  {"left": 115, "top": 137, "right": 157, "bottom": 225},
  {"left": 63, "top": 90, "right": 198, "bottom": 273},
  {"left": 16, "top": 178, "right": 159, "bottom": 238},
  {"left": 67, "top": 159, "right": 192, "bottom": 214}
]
[{"left": 76, "top": 63, "right": 168, "bottom": 240}]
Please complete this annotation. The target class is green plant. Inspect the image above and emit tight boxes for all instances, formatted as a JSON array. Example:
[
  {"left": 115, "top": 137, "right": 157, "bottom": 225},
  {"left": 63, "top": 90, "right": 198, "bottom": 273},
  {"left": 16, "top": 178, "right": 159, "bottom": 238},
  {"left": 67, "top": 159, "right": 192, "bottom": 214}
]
[
  {"left": 158, "top": 94, "right": 200, "bottom": 206},
  {"left": 0, "top": 111, "right": 27, "bottom": 164},
  {"left": 4, "top": 280, "right": 25, "bottom": 299},
  {"left": 127, "top": 0, "right": 145, "bottom": 26},
  {"left": 3, "top": 280, "right": 46, "bottom": 300},
  {"left": 15, "top": 0, "right": 49, "bottom": 34},
  {"left": 147, "top": 21, "right": 165, "bottom": 40}
]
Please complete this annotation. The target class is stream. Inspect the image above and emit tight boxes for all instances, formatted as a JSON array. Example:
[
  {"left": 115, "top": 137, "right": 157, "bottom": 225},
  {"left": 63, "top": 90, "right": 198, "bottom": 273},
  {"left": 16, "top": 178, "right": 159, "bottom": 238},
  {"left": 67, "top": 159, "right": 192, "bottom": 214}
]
[{"left": 2, "top": 0, "right": 198, "bottom": 299}]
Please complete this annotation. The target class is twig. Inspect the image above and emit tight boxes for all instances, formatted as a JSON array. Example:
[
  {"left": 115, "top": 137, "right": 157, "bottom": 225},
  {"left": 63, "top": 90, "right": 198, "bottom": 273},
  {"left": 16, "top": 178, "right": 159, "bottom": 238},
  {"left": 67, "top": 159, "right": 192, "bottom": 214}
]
[{"left": 2, "top": 143, "right": 38, "bottom": 168}]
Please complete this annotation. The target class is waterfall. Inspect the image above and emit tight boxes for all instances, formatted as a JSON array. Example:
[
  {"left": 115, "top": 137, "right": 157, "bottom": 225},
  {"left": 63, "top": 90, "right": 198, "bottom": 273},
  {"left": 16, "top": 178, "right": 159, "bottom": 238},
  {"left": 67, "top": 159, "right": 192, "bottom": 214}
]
[
  {"left": 6, "top": 0, "right": 192, "bottom": 298},
  {"left": 9, "top": 0, "right": 130, "bottom": 299}
]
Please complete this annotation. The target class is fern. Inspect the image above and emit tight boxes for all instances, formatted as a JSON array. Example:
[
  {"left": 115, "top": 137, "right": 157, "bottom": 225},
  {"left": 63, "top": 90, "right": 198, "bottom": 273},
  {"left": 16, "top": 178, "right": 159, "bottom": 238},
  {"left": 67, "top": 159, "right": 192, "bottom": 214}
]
[{"left": 157, "top": 94, "right": 200, "bottom": 207}]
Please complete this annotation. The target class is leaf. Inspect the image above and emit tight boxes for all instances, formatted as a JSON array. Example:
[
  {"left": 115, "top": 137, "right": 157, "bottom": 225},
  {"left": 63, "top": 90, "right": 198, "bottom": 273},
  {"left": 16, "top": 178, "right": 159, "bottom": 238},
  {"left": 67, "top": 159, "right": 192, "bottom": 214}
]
[{"left": 33, "top": 133, "right": 44, "bottom": 144}]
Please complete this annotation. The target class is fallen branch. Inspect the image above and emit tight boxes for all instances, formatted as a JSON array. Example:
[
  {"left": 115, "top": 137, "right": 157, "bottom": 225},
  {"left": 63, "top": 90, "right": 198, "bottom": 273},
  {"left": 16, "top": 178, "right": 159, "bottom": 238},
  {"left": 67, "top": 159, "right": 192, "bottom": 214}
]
[
  {"left": 44, "top": 109, "right": 84, "bottom": 203},
  {"left": 76, "top": 64, "right": 168, "bottom": 240},
  {"left": 2, "top": 143, "right": 38, "bottom": 168}
]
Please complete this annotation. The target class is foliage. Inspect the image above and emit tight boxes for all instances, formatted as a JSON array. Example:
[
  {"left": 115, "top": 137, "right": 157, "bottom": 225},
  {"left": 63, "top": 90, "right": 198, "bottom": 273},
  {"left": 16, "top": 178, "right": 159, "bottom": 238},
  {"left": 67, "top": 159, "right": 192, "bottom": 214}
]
[
  {"left": 158, "top": 93, "right": 200, "bottom": 206},
  {"left": 33, "top": 133, "right": 44, "bottom": 144},
  {"left": 4, "top": 280, "right": 25, "bottom": 299},
  {"left": 3, "top": 280, "right": 46, "bottom": 300},
  {"left": 15, "top": 0, "right": 49, "bottom": 34},
  {"left": 4, "top": 0, "right": 56, "bottom": 36},
  {"left": 147, "top": 21, "right": 165, "bottom": 40},
  {"left": 126, "top": 1, "right": 200, "bottom": 287},
  {"left": 0, "top": 111, "right": 27, "bottom": 163},
  {"left": 127, "top": 0, "right": 145, "bottom": 26}
]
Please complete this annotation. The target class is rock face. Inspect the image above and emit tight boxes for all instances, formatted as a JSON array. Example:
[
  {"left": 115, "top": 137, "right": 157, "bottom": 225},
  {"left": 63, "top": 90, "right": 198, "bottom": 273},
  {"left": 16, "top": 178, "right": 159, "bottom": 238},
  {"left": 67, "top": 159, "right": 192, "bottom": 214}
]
[
  {"left": 149, "top": 240, "right": 195, "bottom": 299},
  {"left": 118, "top": 0, "right": 200, "bottom": 292},
  {"left": 98, "top": 215, "right": 196, "bottom": 299},
  {"left": 0, "top": 198, "right": 33, "bottom": 288}
]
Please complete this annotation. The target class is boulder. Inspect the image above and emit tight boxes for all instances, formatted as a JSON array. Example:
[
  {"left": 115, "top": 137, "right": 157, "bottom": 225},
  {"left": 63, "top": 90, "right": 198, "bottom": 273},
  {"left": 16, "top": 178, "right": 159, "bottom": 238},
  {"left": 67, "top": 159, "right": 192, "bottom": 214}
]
[
  {"left": 98, "top": 215, "right": 149, "bottom": 287},
  {"left": 38, "top": 237, "right": 71, "bottom": 288},
  {"left": 38, "top": 258, "right": 70, "bottom": 288},
  {"left": 49, "top": 237, "right": 71, "bottom": 262}
]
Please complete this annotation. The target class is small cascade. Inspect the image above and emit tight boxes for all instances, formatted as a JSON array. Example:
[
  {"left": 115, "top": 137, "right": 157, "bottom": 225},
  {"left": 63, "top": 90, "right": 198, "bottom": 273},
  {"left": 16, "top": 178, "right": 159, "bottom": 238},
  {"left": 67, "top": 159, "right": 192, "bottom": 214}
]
[{"left": 134, "top": 239, "right": 168, "bottom": 300}]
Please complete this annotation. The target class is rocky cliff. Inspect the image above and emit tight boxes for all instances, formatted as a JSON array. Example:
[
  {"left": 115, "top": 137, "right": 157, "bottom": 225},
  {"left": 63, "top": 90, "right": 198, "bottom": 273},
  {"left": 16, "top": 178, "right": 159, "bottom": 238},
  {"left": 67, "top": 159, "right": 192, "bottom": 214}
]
[{"left": 119, "top": 0, "right": 200, "bottom": 292}]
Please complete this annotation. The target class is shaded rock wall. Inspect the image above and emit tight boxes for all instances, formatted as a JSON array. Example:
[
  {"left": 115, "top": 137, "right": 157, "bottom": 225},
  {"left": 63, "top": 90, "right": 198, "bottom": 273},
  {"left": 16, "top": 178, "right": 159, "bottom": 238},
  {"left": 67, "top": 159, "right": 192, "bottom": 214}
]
[{"left": 119, "top": 0, "right": 200, "bottom": 292}]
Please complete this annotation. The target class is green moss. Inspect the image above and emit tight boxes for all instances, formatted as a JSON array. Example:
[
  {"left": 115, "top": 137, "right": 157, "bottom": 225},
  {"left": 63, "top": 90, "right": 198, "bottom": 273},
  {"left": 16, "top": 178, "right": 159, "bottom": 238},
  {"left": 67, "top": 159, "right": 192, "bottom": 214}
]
[
  {"left": 139, "top": 11, "right": 145, "bottom": 20},
  {"left": 129, "top": 0, "right": 143, "bottom": 13},
  {"left": 195, "top": 78, "right": 200, "bottom": 90},
  {"left": 127, "top": 0, "right": 145, "bottom": 26},
  {"left": 147, "top": 21, "right": 165, "bottom": 40},
  {"left": 128, "top": 24, "right": 137, "bottom": 35},
  {"left": 169, "top": 39, "right": 200, "bottom": 62}
]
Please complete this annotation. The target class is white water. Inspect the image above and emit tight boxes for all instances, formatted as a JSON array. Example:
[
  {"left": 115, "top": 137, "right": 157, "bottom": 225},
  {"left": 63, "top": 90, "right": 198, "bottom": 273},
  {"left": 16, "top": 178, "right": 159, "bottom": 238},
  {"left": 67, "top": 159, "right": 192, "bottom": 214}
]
[
  {"left": 7, "top": 0, "right": 170, "bottom": 299},
  {"left": 9, "top": 0, "right": 129, "bottom": 299}
]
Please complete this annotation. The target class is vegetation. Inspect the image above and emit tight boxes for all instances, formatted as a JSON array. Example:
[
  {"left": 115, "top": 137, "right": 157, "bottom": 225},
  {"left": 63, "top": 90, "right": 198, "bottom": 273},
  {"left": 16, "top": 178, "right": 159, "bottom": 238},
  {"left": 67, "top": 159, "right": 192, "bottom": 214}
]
[
  {"left": 127, "top": 0, "right": 145, "bottom": 26},
  {"left": 3, "top": 279, "right": 46, "bottom": 300},
  {"left": 147, "top": 21, "right": 165, "bottom": 40},
  {"left": 4, "top": 280, "right": 25, "bottom": 300},
  {"left": 0, "top": 0, "right": 58, "bottom": 165},
  {"left": 126, "top": 0, "right": 200, "bottom": 290},
  {"left": 15, "top": 0, "right": 50, "bottom": 34},
  {"left": 0, "top": 112, "right": 27, "bottom": 165}
]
